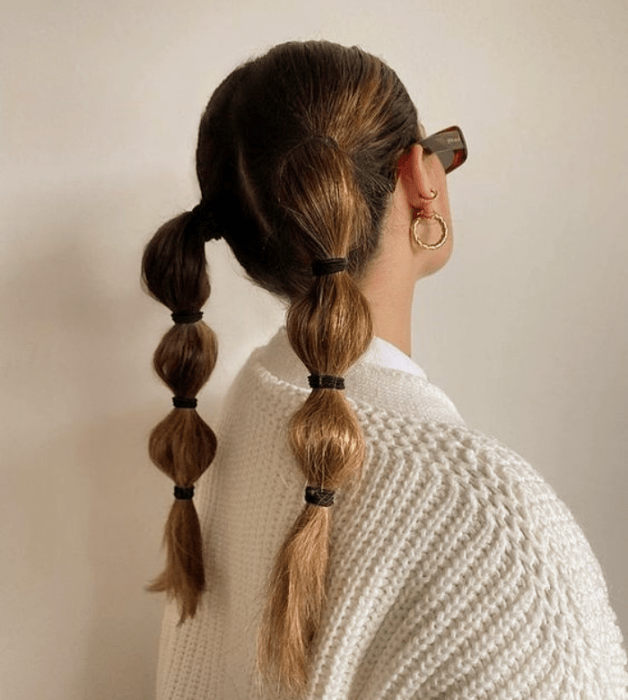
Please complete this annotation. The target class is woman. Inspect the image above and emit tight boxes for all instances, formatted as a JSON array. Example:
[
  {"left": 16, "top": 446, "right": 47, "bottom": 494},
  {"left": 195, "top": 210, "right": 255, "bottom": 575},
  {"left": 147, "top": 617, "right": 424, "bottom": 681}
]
[{"left": 142, "top": 41, "right": 627, "bottom": 699}]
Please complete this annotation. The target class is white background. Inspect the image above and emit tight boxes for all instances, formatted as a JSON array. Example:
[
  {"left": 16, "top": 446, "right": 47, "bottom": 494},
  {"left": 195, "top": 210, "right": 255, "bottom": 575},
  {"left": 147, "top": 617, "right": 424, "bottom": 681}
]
[{"left": 1, "top": 0, "right": 627, "bottom": 698}]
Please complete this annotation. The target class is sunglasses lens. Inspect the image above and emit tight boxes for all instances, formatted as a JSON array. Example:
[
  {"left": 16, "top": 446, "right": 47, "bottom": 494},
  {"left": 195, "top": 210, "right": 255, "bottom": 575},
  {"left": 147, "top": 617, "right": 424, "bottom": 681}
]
[
  {"left": 438, "top": 152, "right": 455, "bottom": 172},
  {"left": 446, "top": 149, "right": 466, "bottom": 173},
  {"left": 421, "top": 127, "right": 467, "bottom": 174}
]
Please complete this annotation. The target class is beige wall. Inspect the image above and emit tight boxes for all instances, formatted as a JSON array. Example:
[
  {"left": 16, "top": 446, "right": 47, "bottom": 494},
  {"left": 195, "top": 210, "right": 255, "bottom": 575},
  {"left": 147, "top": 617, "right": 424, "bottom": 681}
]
[{"left": 1, "top": 0, "right": 627, "bottom": 697}]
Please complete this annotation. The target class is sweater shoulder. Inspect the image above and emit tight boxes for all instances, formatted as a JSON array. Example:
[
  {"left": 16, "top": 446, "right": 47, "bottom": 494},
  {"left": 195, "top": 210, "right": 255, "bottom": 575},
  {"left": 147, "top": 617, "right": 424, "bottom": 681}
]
[{"left": 316, "top": 419, "right": 628, "bottom": 699}]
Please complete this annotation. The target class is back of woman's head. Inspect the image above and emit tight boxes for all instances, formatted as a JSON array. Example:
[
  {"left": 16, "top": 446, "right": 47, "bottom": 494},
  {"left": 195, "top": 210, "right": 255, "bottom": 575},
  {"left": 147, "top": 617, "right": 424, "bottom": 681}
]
[
  {"left": 142, "top": 40, "right": 420, "bottom": 696},
  {"left": 197, "top": 40, "right": 419, "bottom": 296}
]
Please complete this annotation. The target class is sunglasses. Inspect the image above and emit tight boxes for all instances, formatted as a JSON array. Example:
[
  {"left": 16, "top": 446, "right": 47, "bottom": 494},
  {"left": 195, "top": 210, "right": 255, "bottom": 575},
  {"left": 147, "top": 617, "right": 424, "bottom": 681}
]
[{"left": 418, "top": 126, "right": 467, "bottom": 174}]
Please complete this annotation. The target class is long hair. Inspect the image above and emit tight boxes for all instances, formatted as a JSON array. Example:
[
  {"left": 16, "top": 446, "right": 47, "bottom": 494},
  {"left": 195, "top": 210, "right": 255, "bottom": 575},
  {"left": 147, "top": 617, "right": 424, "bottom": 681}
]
[{"left": 142, "top": 40, "right": 420, "bottom": 695}]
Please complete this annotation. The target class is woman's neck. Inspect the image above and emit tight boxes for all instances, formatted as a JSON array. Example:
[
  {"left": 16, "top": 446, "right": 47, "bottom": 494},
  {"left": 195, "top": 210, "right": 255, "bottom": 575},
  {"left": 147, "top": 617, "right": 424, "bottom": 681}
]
[{"left": 359, "top": 250, "right": 415, "bottom": 357}]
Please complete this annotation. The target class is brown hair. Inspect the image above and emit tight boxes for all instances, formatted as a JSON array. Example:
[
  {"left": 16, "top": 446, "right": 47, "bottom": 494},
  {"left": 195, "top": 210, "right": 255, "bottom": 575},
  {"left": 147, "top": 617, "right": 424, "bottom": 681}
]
[
  {"left": 142, "top": 40, "right": 419, "bottom": 694},
  {"left": 142, "top": 213, "right": 218, "bottom": 620}
]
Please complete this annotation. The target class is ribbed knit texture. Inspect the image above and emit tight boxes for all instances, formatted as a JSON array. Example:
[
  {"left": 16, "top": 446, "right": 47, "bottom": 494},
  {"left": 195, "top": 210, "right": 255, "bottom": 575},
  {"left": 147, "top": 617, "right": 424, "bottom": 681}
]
[{"left": 156, "top": 329, "right": 628, "bottom": 700}]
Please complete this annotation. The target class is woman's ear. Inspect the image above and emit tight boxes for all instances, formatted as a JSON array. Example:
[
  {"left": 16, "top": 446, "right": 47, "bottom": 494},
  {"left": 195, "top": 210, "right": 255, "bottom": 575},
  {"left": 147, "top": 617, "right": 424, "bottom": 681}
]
[{"left": 396, "top": 145, "right": 436, "bottom": 208}]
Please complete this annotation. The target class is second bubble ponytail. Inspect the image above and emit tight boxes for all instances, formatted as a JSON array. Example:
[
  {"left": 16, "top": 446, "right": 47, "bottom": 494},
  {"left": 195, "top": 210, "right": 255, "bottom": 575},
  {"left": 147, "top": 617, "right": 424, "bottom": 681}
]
[
  {"left": 254, "top": 128, "right": 374, "bottom": 692},
  {"left": 142, "top": 210, "right": 219, "bottom": 622}
]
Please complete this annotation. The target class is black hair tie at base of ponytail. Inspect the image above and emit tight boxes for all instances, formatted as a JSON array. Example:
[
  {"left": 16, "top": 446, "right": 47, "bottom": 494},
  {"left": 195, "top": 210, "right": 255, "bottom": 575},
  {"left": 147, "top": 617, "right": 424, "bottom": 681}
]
[
  {"left": 188, "top": 203, "right": 222, "bottom": 242},
  {"left": 311, "top": 257, "right": 349, "bottom": 277},
  {"left": 171, "top": 311, "right": 203, "bottom": 324},
  {"left": 305, "top": 486, "right": 335, "bottom": 507},
  {"left": 174, "top": 485, "right": 195, "bottom": 500},
  {"left": 172, "top": 396, "right": 198, "bottom": 409},
  {"left": 308, "top": 374, "right": 345, "bottom": 390}
]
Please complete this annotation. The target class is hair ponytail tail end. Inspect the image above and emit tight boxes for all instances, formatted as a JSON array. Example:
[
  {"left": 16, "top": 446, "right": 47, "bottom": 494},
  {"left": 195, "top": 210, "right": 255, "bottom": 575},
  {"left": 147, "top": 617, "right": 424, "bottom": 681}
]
[
  {"left": 258, "top": 504, "right": 332, "bottom": 694},
  {"left": 146, "top": 498, "right": 206, "bottom": 623}
]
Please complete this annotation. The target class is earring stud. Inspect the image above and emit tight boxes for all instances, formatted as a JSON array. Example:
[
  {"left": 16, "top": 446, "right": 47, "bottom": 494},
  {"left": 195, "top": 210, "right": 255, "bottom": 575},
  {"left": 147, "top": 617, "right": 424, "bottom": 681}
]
[{"left": 419, "top": 188, "right": 438, "bottom": 201}]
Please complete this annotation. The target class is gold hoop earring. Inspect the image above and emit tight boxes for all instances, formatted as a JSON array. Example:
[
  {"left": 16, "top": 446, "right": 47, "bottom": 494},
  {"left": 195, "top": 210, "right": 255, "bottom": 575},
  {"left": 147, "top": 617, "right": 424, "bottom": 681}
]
[
  {"left": 411, "top": 211, "right": 449, "bottom": 250},
  {"left": 419, "top": 188, "right": 438, "bottom": 201}
]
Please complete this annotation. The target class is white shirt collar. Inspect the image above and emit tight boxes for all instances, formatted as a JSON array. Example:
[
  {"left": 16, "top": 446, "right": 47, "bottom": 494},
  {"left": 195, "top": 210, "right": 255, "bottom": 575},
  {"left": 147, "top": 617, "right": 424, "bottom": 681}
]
[
  {"left": 255, "top": 327, "right": 465, "bottom": 427},
  {"left": 359, "top": 336, "right": 428, "bottom": 381}
]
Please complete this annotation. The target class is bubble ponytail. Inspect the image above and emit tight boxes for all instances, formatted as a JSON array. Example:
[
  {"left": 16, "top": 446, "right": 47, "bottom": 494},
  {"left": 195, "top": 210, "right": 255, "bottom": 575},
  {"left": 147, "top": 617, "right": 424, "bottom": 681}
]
[
  {"left": 257, "top": 139, "right": 373, "bottom": 693},
  {"left": 142, "top": 211, "right": 218, "bottom": 621}
]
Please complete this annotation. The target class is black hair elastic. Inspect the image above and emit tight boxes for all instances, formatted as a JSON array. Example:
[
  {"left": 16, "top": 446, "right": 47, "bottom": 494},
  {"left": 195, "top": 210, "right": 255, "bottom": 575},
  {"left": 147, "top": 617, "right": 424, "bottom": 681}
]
[
  {"left": 305, "top": 486, "right": 335, "bottom": 508},
  {"left": 311, "top": 258, "right": 349, "bottom": 277},
  {"left": 308, "top": 374, "right": 345, "bottom": 390},
  {"left": 174, "top": 485, "right": 195, "bottom": 500},
  {"left": 188, "top": 203, "right": 222, "bottom": 242},
  {"left": 172, "top": 396, "right": 198, "bottom": 409},
  {"left": 171, "top": 311, "right": 203, "bottom": 324}
]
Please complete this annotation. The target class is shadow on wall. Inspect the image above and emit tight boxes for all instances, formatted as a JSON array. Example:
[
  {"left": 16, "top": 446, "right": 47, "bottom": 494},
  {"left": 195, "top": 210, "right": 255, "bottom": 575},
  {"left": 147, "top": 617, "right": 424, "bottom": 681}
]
[{"left": 0, "top": 183, "right": 168, "bottom": 699}]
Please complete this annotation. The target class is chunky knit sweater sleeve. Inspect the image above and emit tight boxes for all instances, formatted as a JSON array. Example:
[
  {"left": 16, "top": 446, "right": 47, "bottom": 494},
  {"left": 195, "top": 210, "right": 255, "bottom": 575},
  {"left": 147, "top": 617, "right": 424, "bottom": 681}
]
[
  {"left": 309, "top": 419, "right": 628, "bottom": 699},
  {"left": 155, "top": 331, "right": 628, "bottom": 700}
]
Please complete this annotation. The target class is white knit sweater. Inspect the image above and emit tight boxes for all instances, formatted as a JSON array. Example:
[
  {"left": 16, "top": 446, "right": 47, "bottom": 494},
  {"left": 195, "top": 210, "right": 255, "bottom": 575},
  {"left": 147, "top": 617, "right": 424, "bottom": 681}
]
[{"left": 156, "top": 328, "right": 628, "bottom": 699}]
